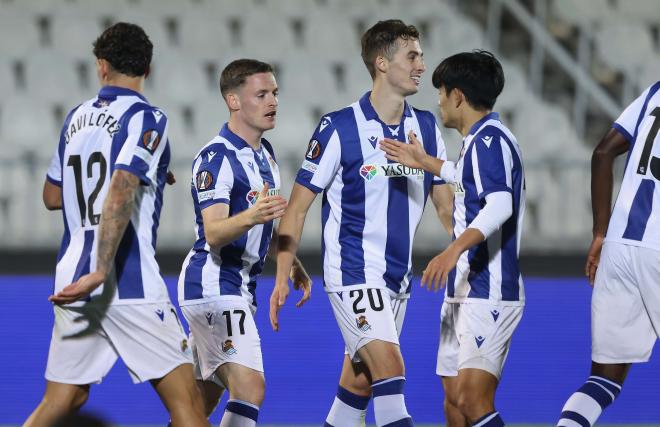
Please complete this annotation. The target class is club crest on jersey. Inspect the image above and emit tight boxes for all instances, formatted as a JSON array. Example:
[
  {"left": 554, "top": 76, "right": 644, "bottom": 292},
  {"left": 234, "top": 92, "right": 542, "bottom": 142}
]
[
  {"left": 306, "top": 139, "right": 321, "bottom": 160},
  {"left": 142, "top": 129, "right": 161, "bottom": 154},
  {"left": 181, "top": 338, "right": 189, "bottom": 353},
  {"left": 222, "top": 339, "right": 237, "bottom": 355},
  {"left": 196, "top": 170, "right": 213, "bottom": 191},
  {"left": 359, "top": 163, "right": 423, "bottom": 181},
  {"left": 356, "top": 315, "right": 371, "bottom": 332}
]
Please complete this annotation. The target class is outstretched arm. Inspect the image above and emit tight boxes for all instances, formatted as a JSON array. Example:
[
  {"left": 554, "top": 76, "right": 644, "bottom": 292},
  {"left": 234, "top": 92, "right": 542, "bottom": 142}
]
[
  {"left": 585, "top": 128, "right": 630, "bottom": 285},
  {"left": 269, "top": 183, "right": 317, "bottom": 331},
  {"left": 49, "top": 170, "right": 140, "bottom": 304}
]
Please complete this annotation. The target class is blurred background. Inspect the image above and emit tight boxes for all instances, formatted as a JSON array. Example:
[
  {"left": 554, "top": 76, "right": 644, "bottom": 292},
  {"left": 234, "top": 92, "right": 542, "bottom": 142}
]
[{"left": 1, "top": 0, "right": 659, "bottom": 425}]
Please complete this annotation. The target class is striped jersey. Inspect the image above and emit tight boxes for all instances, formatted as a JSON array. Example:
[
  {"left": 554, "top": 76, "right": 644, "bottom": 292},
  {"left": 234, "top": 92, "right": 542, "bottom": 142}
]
[
  {"left": 607, "top": 81, "right": 660, "bottom": 250},
  {"left": 295, "top": 92, "right": 447, "bottom": 296},
  {"left": 443, "top": 112, "right": 525, "bottom": 305},
  {"left": 178, "top": 123, "right": 281, "bottom": 307},
  {"left": 46, "top": 85, "right": 171, "bottom": 306}
]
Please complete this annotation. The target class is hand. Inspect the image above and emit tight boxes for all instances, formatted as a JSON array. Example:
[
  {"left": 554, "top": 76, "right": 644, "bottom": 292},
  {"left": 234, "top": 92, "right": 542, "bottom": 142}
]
[
  {"left": 585, "top": 235, "right": 604, "bottom": 286},
  {"left": 290, "top": 259, "right": 312, "bottom": 308},
  {"left": 166, "top": 170, "right": 176, "bottom": 185},
  {"left": 247, "top": 182, "right": 287, "bottom": 226},
  {"left": 379, "top": 130, "right": 427, "bottom": 169},
  {"left": 269, "top": 280, "right": 290, "bottom": 332},
  {"left": 49, "top": 271, "right": 106, "bottom": 305},
  {"left": 422, "top": 245, "right": 461, "bottom": 291}
]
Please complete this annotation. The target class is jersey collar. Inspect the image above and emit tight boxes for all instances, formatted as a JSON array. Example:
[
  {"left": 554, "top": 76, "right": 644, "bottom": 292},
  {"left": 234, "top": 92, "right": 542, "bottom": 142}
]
[
  {"left": 98, "top": 85, "right": 148, "bottom": 103},
  {"left": 219, "top": 123, "right": 267, "bottom": 153},
  {"left": 467, "top": 112, "right": 500, "bottom": 137},
  {"left": 358, "top": 91, "right": 412, "bottom": 124}
]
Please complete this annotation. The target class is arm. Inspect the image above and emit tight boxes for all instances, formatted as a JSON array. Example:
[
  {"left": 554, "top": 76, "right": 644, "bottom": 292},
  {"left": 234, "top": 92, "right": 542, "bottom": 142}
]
[
  {"left": 585, "top": 128, "right": 630, "bottom": 284},
  {"left": 49, "top": 170, "right": 140, "bottom": 304},
  {"left": 422, "top": 191, "right": 512, "bottom": 290},
  {"left": 380, "top": 130, "right": 448, "bottom": 178},
  {"left": 268, "top": 228, "right": 312, "bottom": 305},
  {"left": 202, "top": 183, "right": 287, "bottom": 248},
  {"left": 430, "top": 183, "right": 454, "bottom": 236},
  {"left": 269, "top": 183, "right": 317, "bottom": 331},
  {"left": 42, "top": 180, "right": 62, "bottom": 210}
]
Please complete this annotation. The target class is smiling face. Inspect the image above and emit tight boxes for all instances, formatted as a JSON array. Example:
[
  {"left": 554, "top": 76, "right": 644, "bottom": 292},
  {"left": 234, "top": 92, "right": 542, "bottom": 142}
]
[
  {"left": 381, "top": 38, "right": 426, "bottom": 96},
  {"left": 233, "top": 72, "right": 279, "bottom": 132}
]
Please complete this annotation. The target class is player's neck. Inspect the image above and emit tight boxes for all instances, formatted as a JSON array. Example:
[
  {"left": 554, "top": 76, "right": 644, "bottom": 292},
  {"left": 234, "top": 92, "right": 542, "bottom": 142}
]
[
  {"left": 102, "top": 75, "right": 144, "bottom": 94},
  {"left": 369, "top": 85, "right": 405, "bottom": 125},
  {"left": 459, "top": 109, "right": 491, "bottom": 137},
  {"left": 228, "top": 118, "right": 262, "bottom": 150}
]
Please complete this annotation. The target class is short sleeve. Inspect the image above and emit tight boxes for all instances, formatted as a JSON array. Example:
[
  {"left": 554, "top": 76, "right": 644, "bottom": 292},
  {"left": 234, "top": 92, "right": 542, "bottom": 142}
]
[
  {"left": 193, "top": 147, "right": 233, "bottom": 210},
  {"left": 114, "top": 107, "right": 168, "bottom": 186},
  {"left": 46, "top": 149, "right": 62, "bottom": 186},
  {"left": 614, "top": 83, "right": 659, "bottom": 143},
  {"left": 295, "top": 115, "right": 341, "bottom": 193},
  {"left": 471, "top": 131, "right": 513, "bottom": 200},
  {"left": 432, "top": 123, "right": 448, "bottom": 185}
]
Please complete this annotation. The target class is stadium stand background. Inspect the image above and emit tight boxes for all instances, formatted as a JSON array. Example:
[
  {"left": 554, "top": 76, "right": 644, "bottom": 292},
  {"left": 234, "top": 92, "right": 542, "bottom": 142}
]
[{"left": 1, "top": 0, "right": 659, "bottom": 424}]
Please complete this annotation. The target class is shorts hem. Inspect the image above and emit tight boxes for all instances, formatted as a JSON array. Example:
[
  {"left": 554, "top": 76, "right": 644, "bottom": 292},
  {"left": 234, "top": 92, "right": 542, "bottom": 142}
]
[
  {"left": 45, "top": 373, "right": 102, "bottom": 385},
  {"left": 592, "top": 354, "right": 650, "bottom": 364},
  {"left": 436, "top": 368, "right": 458, "bottom": 377},
  {"left": 458, "top": 358, "right": 502, "bottom": 380},
  {"left": 349, "top": 336, "right": 400, "bottom": 360},
  {"left": 201, "top": 360, "right": 264, "bottom": 381},
  {"left": 131, "top": 361, "right": 193, "bottom": 384}
]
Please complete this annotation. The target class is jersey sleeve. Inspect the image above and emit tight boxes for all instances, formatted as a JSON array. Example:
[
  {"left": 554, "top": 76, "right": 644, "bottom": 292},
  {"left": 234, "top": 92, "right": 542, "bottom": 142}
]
[
  {"left": 295, "top": 115, "right": 341, "bottom": 193},
  {"left": 472, "top": 131, "right": 513, "bottom": 200},
  {"left": 194, "top": 147, "right": 233, "bottom": 210},
  {"left": 432, "top": 123, "right": 448, "bottom": 185},
  {"left": 614, "top": 83, "right": 658, "bottom": 143},
  {"left": 113, "top": 107, "right": 169, "bottom": 186},
  {"left": 46, "top": 105, "right": 80, "bottom": 186}
]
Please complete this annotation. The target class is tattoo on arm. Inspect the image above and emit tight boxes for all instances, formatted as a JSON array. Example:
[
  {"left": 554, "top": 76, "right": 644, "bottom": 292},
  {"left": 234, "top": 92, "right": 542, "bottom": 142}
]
[{"left": 95, "top": 170, "right": 140, "bottom": 276}]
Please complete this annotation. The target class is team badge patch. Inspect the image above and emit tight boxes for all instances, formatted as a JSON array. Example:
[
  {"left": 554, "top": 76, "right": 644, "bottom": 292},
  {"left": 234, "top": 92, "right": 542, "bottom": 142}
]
[
  {"left": 181, "top": 338, "right": 189, "bottom": 352},
  {"left": 142, "top": 129, "right": 161, "bottom": 153},
  {"left": 356, "top": 315, "right": 371, "bottom": 332},
  {"left": 222, "top": 339, "right": 237, "bottom": 355},
  {"left": 196, "top": 170, "right": 213, "bottom": 191},
  {"left": 306, "top": 139, "right": 321, "bottom": 160}
]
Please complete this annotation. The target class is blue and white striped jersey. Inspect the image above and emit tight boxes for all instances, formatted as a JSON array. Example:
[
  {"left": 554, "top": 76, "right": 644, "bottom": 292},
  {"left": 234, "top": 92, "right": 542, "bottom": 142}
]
[
  {"left": 606, "top": 82, "right": 660, "bottom": 250},
  {"left": 295, "top": 92, "right": 447, "bottom": 296},
  {"left": 46, "top": 86, "right": 171, "bottom": 306},
  {"left": 178, "top": 124, "right": 281, "bottom": 307},
  {"left": 443, "top": 112, "right": 525, "bottom": 305}
]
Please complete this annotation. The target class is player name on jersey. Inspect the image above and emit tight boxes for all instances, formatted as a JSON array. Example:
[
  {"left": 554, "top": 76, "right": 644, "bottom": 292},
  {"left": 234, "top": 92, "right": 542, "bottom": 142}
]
[{"left": 64, "top": 110, "right": 121, "bottom": 143}]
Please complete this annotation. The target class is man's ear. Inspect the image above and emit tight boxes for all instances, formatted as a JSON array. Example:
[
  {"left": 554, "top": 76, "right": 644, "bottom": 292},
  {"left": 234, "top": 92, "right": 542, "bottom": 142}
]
[
  {"left": 452, "top": 87, "right": 465, "bottom": 109},
  {"left": 226, "top": 92, "right": 240, "bottom": 112},
  {"left": 375, "top": 55, "right": 388, "bottom": 75}
]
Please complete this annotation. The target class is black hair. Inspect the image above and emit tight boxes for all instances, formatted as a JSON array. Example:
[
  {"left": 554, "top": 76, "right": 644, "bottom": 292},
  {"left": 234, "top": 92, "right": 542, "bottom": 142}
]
[
  {"left": 219, "top": 59, "right": 274, "bottom": 96},
  {"left": 361, "top": 19, "right": 420, "bottom": 79},
  {"left": 93, "top": 22, "right": 152, "bottom": 77},
  {"left": 432, "top": 50, "right": 504, "bottom": 111}
]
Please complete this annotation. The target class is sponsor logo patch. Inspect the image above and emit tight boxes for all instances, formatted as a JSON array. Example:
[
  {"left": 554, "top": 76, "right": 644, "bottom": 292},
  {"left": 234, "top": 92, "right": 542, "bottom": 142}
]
[{"left": 359, "top": 163, "right": 424, "bottom": 181}]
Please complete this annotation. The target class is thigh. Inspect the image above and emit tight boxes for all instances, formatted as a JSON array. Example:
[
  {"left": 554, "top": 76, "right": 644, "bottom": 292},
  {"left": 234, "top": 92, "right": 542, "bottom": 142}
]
[
  {"left": 46, "top": 305, "right": 117, "bottom": 385},
  {"left": 329, "top": 287, "right": 399, "bottom": 361},
  {"left": 437, "top": 302, "right": 460, "bottom": 377},
  {"left": 182, "top": 299, "right": 263, "bottom": 381},
  {"left": 592, "top": 243, "right": 656, "bottom": 363},
  {"left": 455, "top": 303, "right": 523, "bottom": 379},
  {"left": 102, "top": 302, "right": 193, "bottom": 384}
]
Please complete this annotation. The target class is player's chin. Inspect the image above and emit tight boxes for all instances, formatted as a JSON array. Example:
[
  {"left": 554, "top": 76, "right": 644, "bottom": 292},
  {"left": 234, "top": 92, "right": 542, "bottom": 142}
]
[
  {"left": 260, "top": 117, "right": 276, "bottom": 130},
  {"left": 402, "top": 84, "right": 419, "bottom": 97}
]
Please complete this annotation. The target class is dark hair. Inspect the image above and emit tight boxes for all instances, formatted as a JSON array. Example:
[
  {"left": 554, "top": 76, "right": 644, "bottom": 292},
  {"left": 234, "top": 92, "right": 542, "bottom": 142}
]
[
  {"left": 219, "top": 59, "right": 274, "bottom": 96},
  {"left": 361, "top": 19, "right": 420, "bottom": 79},
  {"left": 93, "top": 22, "right": 152, "bottom": 77},
  {"left": 432, "top": 50, "right": 504, "bottom": 111}
]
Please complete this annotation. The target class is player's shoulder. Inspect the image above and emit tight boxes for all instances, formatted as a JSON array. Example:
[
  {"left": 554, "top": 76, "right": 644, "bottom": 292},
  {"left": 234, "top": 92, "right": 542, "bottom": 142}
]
[
  {"left": 410, "top": 106, "right": 436, "bottom": 124},
  {"left": 193, "top": 136, "right": 231, "bottom": 162}
]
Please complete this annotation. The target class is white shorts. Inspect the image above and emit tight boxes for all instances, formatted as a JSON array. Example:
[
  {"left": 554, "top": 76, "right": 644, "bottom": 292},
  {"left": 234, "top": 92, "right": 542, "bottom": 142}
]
[
  {"left": 436, "top": 301, "right": 523, "bottom": 379},
  {"left": 592, "top": 242, "right": 660, "bottom": 363},
  {"left": 328, "top": 287, "right": 408, "bottom": 362},
  {"left": 181, "top": 297, "right": 263, "bottom": 381},
  {"left": 46, "top": 302, "right": 192, "bottom": 385}
]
